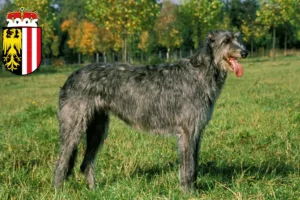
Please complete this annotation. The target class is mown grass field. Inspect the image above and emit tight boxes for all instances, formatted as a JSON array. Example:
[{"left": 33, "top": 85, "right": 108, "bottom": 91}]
[{"left": 0, "top": 57, "right": 299, "bottom": 199}]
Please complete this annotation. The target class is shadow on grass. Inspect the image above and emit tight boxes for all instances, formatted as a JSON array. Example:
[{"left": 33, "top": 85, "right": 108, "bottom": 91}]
[
  {"left": 132, "top": 161, "right": 177, "bottom": 180},
  {"left": 196, "top": 161, "right": 297, "bottom": 191},
  {"left": 112, "top": 158, "right": 297, "bottom": 192},
  {"left": 93, "top": 155, "right": 298, "bottom": 192}
]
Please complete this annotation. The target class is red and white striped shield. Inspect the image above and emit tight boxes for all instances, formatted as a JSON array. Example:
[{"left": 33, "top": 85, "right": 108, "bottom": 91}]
[{"left": 2, "top": 27, "right": 42, "bottom": 75}]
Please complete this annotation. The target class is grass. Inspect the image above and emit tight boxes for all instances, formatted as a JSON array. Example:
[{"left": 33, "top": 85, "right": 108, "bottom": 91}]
[{"left": 0, "top": 57, "right": 299, "bottom": 199}]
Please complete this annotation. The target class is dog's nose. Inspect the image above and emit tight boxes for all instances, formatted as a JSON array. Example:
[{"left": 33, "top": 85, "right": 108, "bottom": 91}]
[{"left": 241, "top": 50, "right": 248, "bottom": 58}]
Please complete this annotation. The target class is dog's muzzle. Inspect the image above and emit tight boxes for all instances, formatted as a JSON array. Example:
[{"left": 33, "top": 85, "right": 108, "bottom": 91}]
[{"left": 241, "top": 50, "right": 248, "bottom": 58}]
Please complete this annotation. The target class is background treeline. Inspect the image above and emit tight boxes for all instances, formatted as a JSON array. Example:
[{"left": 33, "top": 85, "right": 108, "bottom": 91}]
[{"left": 0, "top": 0, "right": 300, "bottom": 65}]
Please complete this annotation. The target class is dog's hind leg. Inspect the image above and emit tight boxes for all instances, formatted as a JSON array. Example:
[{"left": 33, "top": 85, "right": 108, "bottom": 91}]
[
  {"left": 80, "top": 111, "right": 109, "bottom": 189},
  {"left": 54, "top": 101, "right": 89, "bottom": 189},
  {"left": 177, "top": 126, "right": 202, "bottom": 192}
]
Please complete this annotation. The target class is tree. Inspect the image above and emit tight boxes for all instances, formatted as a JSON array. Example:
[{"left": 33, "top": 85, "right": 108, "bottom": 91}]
[
  {"left": 154, "top": 0, "right": 183, "bottom": 60},
  {"left": 62, "top": 13, "right": 120, "bottom": 63},
  {"left": 279, "top": 0, "right": 300, "bottom": 56},
  {"left": 228, "top": 0, "right": 244, "bottom": 29},
  {"left": 14, "top": 0, "right": 58, "bottom": 58},
  {"left": 61, "top": 14, "right": 82, "bottom": 63},
  {"left": 179, "top": 0, "right": 223, "bottom": 49},
  {"left": 240, "top": 0, "right": 265, "bottom": 56},
  {"left": 51, "top": 35, "right": 60, "bottom": 57},
  {"left": 0, "top": 0, "right": 13, "bottom": 60},
  {"left": 138, "top": 31, "right": 150, "bottom": 61},
  {"left": 86, "top": 0, "right": 159, "bottom": 62},
  {"left": 94, "top": 27, "right": 121, "bottom": 63},
  {"left": 256, "top": 0, "right": 294, "bottom": 60},
  {"left": 58, "top": 0, "right": 86, "bottom": 63}
]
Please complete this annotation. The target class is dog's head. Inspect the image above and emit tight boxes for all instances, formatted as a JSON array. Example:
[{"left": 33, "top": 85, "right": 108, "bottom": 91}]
[{"left": 207, "top": 30, "right": 248, "bottom": 77}]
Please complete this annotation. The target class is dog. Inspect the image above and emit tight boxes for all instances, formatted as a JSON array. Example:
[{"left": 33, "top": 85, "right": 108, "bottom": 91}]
[{"left": 54, "top": 30, "right": 248, "bottom": 192}]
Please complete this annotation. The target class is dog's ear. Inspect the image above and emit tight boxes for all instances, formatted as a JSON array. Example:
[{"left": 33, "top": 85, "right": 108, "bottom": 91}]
[{"left": 207, "top": 34, "right": 215, "bottom": 43}]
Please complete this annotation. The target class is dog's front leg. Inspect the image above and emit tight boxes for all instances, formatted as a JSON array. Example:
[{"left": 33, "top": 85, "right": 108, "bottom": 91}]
[{"left": 177, "top": 127, "right": 201, "bottom": 192}]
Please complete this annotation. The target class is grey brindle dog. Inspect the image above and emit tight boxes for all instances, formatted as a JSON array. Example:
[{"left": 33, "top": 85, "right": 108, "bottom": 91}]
[{"left": 54, "top": 30, "right": 248, "bottom": 192}]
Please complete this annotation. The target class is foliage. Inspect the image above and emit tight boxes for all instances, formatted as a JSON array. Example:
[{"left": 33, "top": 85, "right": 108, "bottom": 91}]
[
  {"left": 86, "top": 0, "right": 159, "bottom": 61},
  {"left": 0, "top": 0, "right": 299, "bottom": 62},
  {"left": 61, "top": 14, "right": 81, "bottom": 52},
  {"left": 256, "top": 0, "right": 300, "bottom": 59},
  {"left": 154, "top": 0, "right": 183, "bottom": 53},
  {"left": 256, "top": 0, "right": 286, "bottom": 28},
  {"left": 86, "top": 0, "right": 159, "bottom": 36},
  {"left": 240, "top": 0, "right": 266, "bottom": 51},
  {"left": 179, "top": 0, "right": 224, "bottom": 48},
  {"left": 14, "top": 0, "right": 58, "bottom": 56},
  {"left": 138, "top": 31, "right": 150, "bottom": 52},
  {"left": 61, "top": 15, "right": 115, "bottom": 55},
  {"left": 255, "top": 0, "right": 299, "bottom": 29},
  {"left": 51, "top": 35, "right": 60, "bottom": 57}
]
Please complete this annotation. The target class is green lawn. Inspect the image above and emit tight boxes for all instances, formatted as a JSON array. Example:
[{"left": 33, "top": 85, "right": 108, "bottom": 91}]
[{"left": 0, "top": 57, "right": 299, "bottom": 199}]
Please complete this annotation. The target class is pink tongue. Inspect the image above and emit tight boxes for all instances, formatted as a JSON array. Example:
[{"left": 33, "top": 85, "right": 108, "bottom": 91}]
[{"left": 229, "top": 58, "right": 243, "bottom": 77}]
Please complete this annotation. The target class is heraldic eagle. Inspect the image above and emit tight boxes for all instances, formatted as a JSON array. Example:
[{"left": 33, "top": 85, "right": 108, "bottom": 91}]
[{"left": 3, "top": 28, "right": 22, "bottom": 71}]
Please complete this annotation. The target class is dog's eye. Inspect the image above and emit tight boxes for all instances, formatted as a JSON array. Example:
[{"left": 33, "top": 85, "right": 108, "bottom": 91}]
[{"left": 224, "top": 39, "right": 230, "bottom": 44}]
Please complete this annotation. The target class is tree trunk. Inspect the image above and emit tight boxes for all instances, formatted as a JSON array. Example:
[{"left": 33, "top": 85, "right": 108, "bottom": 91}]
[
  {"left": 103, "top": 52, "right": 106, "bottom": 63},
  {"left": 251, "top": 38, "right": 254, "bottom": 57},
  {"left": 78, "top": 53, "right": 81, "bottom": 64},
  {"left": 96, "top": 52, "right": 99, "bottom": 63},
  {"left": 159, "top": 50, "right": 162, "bottom": 59},
  {"left": 141, "top": 51, "right": 144, "bottom": 62},
  {"left": 262, "top": 47, "right": 264, "bottom": 57},
  {"left": 166, "top": 48, "right": 170, "bottom": 61},
  {"left": 272, "top": 25, "right": 276, "bottom": 61},
  {"left": 180, "top": 49, "right": 182, "bottom": 59},
  {"left": 284, "top": 32, "right": 287, "bottom": 56},
  {"left": 190, "top": 49, "right": 193, "bottom": 57},
  {"left": 174, "top": 50, "right": 178, "bottom": 61},
  {"left": 122, "top": 38, "right": 127, "bottom": 62}
]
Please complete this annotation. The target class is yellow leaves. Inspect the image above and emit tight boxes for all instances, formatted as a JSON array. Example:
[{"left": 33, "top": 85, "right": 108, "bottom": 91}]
[
  {"left": 170, "top": 28, "right": 183, "bottom": 47},
  {"left": 212, "top": 2, "right": 217, "bottom": 9},
  {"left": 138, "top": 31, "right": 149, "bottom": 51},
  {"left": 87, "top": 0, "right": 159, "bottom": 39},
  {"left": 79, "top": 20, "right": 103, "bottom": 54},
  {"left": 63, "top": 11, "right": 121, "bottom": 54},
  {"left": 62, "top": 18, "right": 96, "bottom": 54},
  {"left": 170, "top": 28, "right": 179, "bottom": 36},
  {"left": 154, "top": 1, "right": 183, "bottom": 49},
  {"left": 61, "top": 20, "right": 73, "bottom": 31},
  {"left": 256, "top": 0, "right": 293, "bottom": 27},
  {"left": 128, "top": 0, "right": 133, "bottom": 5}
]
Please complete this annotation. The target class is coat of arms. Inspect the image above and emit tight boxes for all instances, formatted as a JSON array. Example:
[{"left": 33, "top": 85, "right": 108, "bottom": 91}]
[{"left": 2, "top": 7, "right": 42, "bottom": 75}]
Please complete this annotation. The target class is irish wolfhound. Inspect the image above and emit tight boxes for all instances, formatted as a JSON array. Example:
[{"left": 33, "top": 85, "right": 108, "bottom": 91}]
[{"left": 54, "top": 30, "right": 248, "bottom": 192}]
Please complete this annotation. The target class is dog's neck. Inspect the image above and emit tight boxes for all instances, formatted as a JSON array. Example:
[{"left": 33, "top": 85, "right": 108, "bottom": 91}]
[
  {"left": 188, "top": 44, "right": 227, "bottom": 104},
  {"left": 190, "top": 44, "right": 227, "bottom": 86}
]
